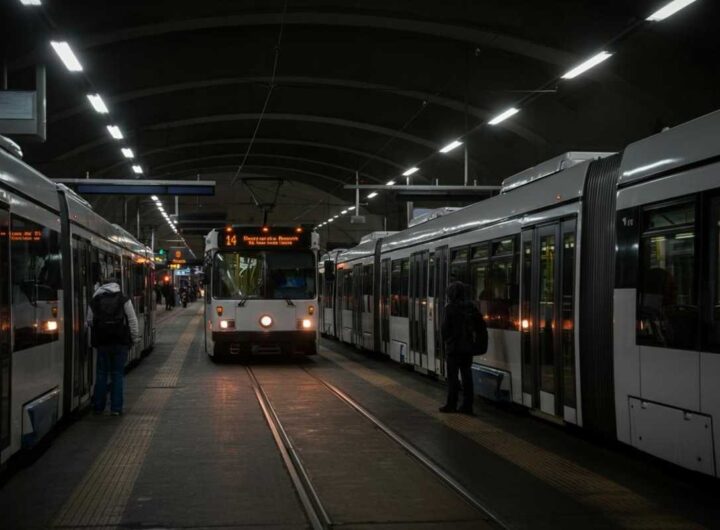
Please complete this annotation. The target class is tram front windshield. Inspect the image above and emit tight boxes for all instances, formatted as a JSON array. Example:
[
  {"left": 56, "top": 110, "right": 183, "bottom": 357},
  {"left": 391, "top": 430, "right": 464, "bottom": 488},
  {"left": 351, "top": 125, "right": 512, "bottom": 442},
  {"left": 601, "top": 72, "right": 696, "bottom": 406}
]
[{"left": 214, "top": 250, "right": 316, "bottom": 300}]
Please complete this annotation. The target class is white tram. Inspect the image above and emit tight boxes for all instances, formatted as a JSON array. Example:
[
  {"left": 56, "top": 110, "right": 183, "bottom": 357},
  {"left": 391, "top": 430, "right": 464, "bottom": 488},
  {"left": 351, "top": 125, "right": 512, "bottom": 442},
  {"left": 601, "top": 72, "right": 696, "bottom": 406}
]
[
  {"left": 319, "top": 109, "right": 720, "bottom": 477},
  {"left": 0, "top": 137, "right": 156, "bottom": 467},
  {"left": 204, "top": 225, "right": 319, "bottom": 360}
]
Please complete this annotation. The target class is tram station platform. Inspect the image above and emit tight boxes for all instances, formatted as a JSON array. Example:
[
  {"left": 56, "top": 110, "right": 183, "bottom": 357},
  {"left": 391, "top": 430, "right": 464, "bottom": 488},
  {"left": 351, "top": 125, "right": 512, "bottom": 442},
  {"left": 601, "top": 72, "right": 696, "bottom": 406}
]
[{"left": 1, "top": 305, "right": 718, "bottom": 530}]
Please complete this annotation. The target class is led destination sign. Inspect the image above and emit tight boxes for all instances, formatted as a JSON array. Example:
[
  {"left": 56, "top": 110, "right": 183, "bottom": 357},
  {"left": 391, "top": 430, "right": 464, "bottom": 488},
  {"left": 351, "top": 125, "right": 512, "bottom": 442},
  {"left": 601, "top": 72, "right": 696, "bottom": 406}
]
[{"left": 220, "top": 226, "right": 310, "bottom": 249}]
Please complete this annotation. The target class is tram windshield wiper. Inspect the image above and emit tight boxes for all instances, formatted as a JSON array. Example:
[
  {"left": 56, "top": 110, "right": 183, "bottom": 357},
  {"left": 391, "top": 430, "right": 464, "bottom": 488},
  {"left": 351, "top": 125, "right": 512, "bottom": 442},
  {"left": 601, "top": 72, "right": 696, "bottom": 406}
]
[
  {"left": 284, "top": 296, "right": 295, "bottom": 307},
  {"left": 238, "top": 294, "right": 249, "bottom": 307}
]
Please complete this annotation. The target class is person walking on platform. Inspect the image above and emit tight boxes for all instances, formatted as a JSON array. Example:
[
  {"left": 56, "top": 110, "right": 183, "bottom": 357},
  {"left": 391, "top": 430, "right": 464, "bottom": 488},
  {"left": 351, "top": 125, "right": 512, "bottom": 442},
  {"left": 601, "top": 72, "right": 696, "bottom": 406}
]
[
  {"left": 87, "top": 276, "right": 140, "bottom": 416},
  {"left": 162, "top": 281, "right": 174, "bottom": 311},
  {"left": 439, "top": 281, "right": 487, "bottom": 415}
]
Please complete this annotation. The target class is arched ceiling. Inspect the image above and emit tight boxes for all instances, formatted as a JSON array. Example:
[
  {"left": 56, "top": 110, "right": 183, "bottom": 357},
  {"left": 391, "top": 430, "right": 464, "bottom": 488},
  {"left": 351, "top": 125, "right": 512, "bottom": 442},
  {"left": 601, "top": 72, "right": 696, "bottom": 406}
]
[{"left": 1, "top": 0, "right": 719, "bottom": 251}]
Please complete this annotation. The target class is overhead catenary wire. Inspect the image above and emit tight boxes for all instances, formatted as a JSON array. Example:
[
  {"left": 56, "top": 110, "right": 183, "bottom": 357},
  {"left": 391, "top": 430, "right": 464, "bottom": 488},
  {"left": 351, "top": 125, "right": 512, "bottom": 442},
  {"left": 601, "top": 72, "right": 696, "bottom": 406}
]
[{"left": 231, "top": 0, "right": 289, "bottom": 187}]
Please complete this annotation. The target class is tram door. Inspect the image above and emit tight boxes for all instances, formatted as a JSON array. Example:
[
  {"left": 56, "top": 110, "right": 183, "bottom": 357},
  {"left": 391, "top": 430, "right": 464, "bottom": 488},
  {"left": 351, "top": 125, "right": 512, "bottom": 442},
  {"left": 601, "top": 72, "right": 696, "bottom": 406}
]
[
  {"left": 409, "top": 251, "right": 429, "bottom": 367},
  {"left": 433, "top": 246, "right": 449, "bottom": 375},
  {"left": 0, "top": 206, "right": 10, "bottom": 451},
  {"left": 521, "top": 220, "right": 576, "bottom": 418},
  {"left": 72, "top": 237, "right": 93, "bottom": 406},
  {"left": 380, "top": 258, "right": 391, "bottom": 354},
  {"left": 352, "top": 264, "right": 363, "bottom": 347}
]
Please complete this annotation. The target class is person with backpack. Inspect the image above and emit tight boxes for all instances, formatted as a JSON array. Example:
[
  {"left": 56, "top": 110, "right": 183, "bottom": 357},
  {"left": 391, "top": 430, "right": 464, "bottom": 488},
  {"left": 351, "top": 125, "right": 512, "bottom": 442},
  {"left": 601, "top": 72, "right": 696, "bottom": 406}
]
[
  {"left": 439, "top": 281, "right": 488, "bottom": 415},
  {"left": 87, "top": 276, "right": 140, "bottom": 416}
]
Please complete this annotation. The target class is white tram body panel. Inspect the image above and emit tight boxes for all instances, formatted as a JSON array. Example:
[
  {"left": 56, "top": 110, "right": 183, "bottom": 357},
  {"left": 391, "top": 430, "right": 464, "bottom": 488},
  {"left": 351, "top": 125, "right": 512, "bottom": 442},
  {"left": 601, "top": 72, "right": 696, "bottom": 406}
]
[
  {"left": 204, "top": 227, "right": 319, "bottom": 358},
  {"left": 0, "top": 140, "right": 156, "bottom": 466},
  {"left": 614, "top": 110, "right": 720, "bottom": 476}
]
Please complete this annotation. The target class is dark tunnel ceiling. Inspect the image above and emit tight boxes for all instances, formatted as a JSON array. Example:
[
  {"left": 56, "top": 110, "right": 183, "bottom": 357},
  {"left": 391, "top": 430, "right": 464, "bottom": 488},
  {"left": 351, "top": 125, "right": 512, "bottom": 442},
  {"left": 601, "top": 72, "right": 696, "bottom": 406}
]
[{"left": 2, "top": 0, "right": 719, "bottom": 251}]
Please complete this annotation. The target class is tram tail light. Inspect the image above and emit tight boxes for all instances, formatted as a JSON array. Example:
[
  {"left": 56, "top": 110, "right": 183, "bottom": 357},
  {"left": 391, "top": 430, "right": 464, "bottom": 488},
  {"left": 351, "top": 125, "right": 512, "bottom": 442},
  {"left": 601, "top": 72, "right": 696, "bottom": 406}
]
[
  {"left": 298, "top": 318, "right": 313, "bottom": 330},
  {"left": 219, "top": 319, "right": 235, "bottom": 330},
  {"left": 216, "top": 306, "right": 224, "bottom": 316}
]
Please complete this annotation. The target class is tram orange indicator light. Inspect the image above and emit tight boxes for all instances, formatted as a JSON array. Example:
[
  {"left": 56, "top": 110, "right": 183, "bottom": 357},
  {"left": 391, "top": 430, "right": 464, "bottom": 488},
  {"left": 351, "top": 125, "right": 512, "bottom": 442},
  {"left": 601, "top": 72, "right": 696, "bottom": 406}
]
[
  {"left": 295, "top": 227, "right": 303, "bottom": 234},
  {"left": 216, "top": 306, "right": 224, "bottom": 316},
  {"left": 225, "top": 226, "right": 233, "bottom": 233},
  {"left": 307, "top": 305, "right": 315, "bottom": 315},
  {"left": 261, "top": 226, "right": 270, "bottom": 234}
]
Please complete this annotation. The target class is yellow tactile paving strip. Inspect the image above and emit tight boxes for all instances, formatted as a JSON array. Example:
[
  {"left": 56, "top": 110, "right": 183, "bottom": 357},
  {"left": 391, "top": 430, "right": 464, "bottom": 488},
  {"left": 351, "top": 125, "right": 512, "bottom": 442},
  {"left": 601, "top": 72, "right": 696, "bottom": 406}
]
[
  {"left": 52, "top": 315, "right": 201, "bottom": 529},
  {"left": 320, "top": 349, "right": 703, "bottom": 530}
]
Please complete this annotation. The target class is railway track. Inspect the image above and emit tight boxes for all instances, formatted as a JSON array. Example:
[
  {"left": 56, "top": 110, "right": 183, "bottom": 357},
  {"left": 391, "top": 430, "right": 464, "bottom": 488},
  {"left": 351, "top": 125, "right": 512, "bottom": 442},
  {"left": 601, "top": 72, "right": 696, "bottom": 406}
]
[{"left": 246, "top": 363, "right": 507, "bottom": 530}]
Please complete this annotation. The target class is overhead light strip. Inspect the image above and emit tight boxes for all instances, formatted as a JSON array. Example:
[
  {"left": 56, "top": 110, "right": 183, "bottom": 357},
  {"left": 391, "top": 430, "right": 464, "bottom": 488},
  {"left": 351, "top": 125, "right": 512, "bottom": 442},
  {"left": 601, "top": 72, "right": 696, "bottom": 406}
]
[
  {"left": 50, "top": 41, "right": 83, "bottom": 72},
  {"left": 86, "top": 94, "right": 109, "bottom": 114},
  {"left": 488, "top": 107, "right": 520, "bottom": 126},
  {"left": 561, "top": 52, "right": 613, "bottom": 79},
  {"left": 647, "top": 0, "right": 698, "bottom": 21}
]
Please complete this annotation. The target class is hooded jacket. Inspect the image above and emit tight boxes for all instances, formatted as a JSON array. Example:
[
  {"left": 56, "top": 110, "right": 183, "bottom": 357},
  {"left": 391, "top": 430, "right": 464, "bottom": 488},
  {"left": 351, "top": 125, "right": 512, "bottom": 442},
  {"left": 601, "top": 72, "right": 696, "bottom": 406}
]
[{"left": 86, "top": 282, "right": 140, "bottom": 346}]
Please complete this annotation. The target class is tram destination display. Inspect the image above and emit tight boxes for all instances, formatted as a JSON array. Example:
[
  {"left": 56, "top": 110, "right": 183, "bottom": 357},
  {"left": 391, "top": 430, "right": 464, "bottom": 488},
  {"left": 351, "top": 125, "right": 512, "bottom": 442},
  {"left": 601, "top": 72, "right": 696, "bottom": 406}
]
[{"left": 220, "top": 226, "right": 311, "bottom": 249}]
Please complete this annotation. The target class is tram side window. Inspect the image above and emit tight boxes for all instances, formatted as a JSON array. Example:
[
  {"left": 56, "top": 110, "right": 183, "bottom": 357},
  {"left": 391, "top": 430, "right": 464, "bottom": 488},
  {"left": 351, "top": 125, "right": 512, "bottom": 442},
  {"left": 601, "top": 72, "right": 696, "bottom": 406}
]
[
  {"left": 390, "top": 259, "right": 409, "bottom": 317},
  {"left": 637, "top": 201, "right": 697, "bottom": 350},
  {"left": 449, "top": 247, "right": 469, "bottom": 284},
  {"left": 343, "top": 269, "right": 353, "bottom": 310},
  {"left": 709, "top": 199, "right": 720, "bottom": 350},
  {"left": 10, "top": 217, "right": 62, "bottom": 352},
  {"left": 363, "top": 264, "right": 373, "bottom": 312},
  {"left": 470, "top": 238, "right": 519, "bottom": 330}
]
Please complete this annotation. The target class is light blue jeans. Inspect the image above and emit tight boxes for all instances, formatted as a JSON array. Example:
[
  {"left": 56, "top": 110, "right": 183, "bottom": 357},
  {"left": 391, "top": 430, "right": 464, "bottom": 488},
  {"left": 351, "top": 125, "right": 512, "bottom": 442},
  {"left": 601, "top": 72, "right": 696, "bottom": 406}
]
[{"left": 94, "top": 345, "right": 129, "bottom": 413}]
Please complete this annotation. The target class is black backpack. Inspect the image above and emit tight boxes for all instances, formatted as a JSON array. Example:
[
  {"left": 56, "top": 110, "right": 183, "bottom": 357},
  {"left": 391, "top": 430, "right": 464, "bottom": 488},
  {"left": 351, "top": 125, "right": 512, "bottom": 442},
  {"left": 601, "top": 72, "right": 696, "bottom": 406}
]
[
  {"left": 92, "top": 291, "right": 130, "bottom": 347},
  {"left": 462, "top": 305, "right": 488, "bottom": 356}
]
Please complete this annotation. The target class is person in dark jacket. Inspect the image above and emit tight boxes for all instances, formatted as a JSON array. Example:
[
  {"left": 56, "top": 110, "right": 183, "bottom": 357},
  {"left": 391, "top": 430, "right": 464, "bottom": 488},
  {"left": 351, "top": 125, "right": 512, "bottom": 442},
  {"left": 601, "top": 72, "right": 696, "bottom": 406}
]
[{"left": 440, "top": 281, "right": 479, "bottom": 415}]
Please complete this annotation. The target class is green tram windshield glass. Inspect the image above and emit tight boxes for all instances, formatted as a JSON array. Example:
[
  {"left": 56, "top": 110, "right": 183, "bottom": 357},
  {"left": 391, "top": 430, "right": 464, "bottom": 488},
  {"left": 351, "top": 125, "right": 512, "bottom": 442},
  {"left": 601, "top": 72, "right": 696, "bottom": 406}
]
[{"left": 213, "top": 250, "right": 316, "bottom": 300}]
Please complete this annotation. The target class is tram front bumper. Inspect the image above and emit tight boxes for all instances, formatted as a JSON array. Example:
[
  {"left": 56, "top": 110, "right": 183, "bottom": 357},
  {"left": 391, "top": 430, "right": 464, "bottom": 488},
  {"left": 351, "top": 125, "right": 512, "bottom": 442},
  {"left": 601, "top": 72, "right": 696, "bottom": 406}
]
[{"left": 212, "top": 330, "right": 317, "bottom": 355}]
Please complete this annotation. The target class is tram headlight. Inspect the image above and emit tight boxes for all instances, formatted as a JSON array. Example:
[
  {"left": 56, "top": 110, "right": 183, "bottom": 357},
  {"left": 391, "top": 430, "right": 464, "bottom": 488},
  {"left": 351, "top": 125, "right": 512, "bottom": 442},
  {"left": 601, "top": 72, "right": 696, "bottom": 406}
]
[
  {"left": 44, "top": 320, "right": 59, "bottom": 332},
  {"left": 299, "top": 318, "right": 313, "bottom": 330},
  {"left": 259, "top": 315, "right": 273, "bottom": 328},
  {"left": 219, "top": 319, "right": 235, "bottom": 330}
]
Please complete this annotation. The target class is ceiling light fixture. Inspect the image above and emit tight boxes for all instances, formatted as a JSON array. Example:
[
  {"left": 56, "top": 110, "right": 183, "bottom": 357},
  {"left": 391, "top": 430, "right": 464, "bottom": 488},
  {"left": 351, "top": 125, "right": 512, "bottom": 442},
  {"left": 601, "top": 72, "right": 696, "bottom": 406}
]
[
  {"left": 367, "top": 192, "right": 378, "bottom": 199},
  {"left": 402, "top": 167, "right": 419, "bottom": 177},
  {"left": 561, "top": 51, "right": 613, "bottom": 79},
  {"left": 86, "top": 94, "right": 109, "bottom": 114},
  {"left": 386, "top": 180, "right": 396, "bottom": 186},
  {"left": 132, "top": 165, "right": 143, "bottom": 174},
  {"left": 150, "top": 195, "right": 159, "bottom": 201},
  {"left": 439, "top": 140, "right": 462, "bottom": 153},
  {"left": 341, "top": 209, "right": 348, "bottom": 214},
  {"left": 107, "top": 125, "right": 123, "bottom": 140},
  {"left": 328, "top": 218, "right": 334, "bottom": 223},
  {"left": 348, "top": 206, "right": 356, "bottom": 211},
  {"left": 50, "top": 41, "right": 83, "bottom": 72},
  {"left": 647, "top": 0, "right": 697, "bottom": 21},
  {"left": 488, "top": 107, "right": 520, "bottom": 125},
  {"left": 121, "top": 148, "right": 134, "bottom": 159},
  {"left": 19, "top": 0, "right": 42, "bottom": 5}
]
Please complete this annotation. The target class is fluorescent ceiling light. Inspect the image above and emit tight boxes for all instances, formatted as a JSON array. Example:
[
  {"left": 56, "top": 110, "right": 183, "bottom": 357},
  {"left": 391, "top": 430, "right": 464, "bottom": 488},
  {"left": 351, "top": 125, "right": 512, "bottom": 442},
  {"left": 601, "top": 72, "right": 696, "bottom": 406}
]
[
  {"left": 488, "top": 107, "right": 520, "bottom": 125},
  {"left": 561, "top": 52, "right": 613, "bottom": 79},
  {"left": 367, "top": 192, "right": 378, "bottom": 199},
  {"left": 150, "top": 195, "right": 159, "bottom": 201},
  {"left": 86, "top": 94, "right": 109, "bottom": 114},
  {"left": 328, "top": 218, "right": 334, "bottom": 223},
  {"left": 107, "top": 125, "right": 123, "bottom": 140},
  {"left": 50, "top": 41, "right": 83, "bottom": 72},
  {"left": 647, "top": 0, "right": 697, "bottom": 21},
  {"left": 20, "top": 0, "right": 42, "bottom": 5},
  {"left": 341, "top": 209, "right": 348, "bottom": 214},
  {"left": 132, "top": 165, "right": 143, "bottom": 174},
  {"left": 439, "top": 140, "right": 462, "bottom": 153},
  {"left": 121, "top": 148, "right": 134, "bottom": 159},
  {"left": 386, "top": 180, "right": 396, "bottom": 186},
  {"left": 348, "top": 206, "right": 356, "bottom": 211},
  {"left": 333, "top": 215, "right": 339, "bottom": 219},
  {"left": 402, "top": 167, "right": 419, "bottom": 177}
]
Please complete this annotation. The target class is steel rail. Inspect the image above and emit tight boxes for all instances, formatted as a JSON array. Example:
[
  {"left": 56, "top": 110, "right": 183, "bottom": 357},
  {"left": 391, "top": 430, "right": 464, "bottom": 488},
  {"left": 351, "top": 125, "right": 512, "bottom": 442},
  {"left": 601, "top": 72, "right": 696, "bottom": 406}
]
[
  {"left": 246, "top": 366, "right": 332, "bottom": 530},
  {"left": 302, "top": 366, "right": 509, "bottom": 529}
]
